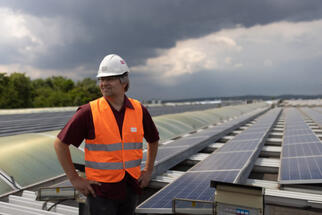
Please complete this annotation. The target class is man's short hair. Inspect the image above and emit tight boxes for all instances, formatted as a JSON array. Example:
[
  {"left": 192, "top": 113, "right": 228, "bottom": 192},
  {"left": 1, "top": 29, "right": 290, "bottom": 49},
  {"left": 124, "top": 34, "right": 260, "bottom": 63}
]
[{"left": 119, "top": 72, "right": 129, "bottom": 92}]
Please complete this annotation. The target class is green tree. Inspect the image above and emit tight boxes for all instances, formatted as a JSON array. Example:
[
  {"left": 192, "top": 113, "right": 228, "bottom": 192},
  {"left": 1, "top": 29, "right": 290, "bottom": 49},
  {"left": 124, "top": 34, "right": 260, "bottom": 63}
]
[
  {"left": 0, "top": 73, "right": 9, "bottom": 108},
  {"left": 69, "top": 78, "right": 101, "bottom": 106},
  {"left": 32, "top": 76, "right": 74, "bottom": 107},
  {"left": 0, "top": 73, "right": 101, "bottom": 108},
  {"left": 5, "top": 73, "right": 33, "bottom": 108},
  {"left": 49, "top": 76, "right": 74, "bottom": 92}
]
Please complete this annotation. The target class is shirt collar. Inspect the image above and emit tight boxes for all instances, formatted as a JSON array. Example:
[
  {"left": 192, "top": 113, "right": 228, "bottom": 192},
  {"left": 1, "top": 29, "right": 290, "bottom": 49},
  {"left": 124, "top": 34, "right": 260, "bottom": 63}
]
[
  {"left": 124, "top": 95, "right": 134, "bottom": 109},
  {"left": 104, "top": 95, "right": 134, "bottom": 111}
]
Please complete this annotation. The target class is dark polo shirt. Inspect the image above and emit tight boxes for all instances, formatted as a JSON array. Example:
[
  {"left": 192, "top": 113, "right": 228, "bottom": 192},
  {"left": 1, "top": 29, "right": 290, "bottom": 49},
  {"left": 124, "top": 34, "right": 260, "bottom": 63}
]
[{"left": 57, "top": 96, "right": 159, "bottom": 200}]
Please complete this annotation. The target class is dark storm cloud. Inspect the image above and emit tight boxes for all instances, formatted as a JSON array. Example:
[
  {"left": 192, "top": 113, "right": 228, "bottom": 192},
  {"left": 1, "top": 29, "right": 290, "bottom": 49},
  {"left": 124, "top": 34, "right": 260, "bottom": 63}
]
[
  {"left": 129, "top": 58, "right": 322, "bottom": 100},
  {"left": 1, "top": 0, "right": 322, "bottom": 99},
  {"left": 1, "top": 0, "right": 322, "bottom": 70}
]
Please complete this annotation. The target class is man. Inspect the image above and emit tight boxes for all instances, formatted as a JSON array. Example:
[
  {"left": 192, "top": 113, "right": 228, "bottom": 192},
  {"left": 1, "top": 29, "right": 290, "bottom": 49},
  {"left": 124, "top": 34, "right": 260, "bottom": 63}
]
[{"left": 54, "top": 54, "right": 159, "bottom": 215}]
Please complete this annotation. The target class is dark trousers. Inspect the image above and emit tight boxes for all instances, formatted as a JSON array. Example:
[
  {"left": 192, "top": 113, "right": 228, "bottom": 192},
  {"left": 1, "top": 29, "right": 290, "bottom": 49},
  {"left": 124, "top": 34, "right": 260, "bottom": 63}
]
[{"left": 87, "top": 185, "right": 139, "bottom": 215}]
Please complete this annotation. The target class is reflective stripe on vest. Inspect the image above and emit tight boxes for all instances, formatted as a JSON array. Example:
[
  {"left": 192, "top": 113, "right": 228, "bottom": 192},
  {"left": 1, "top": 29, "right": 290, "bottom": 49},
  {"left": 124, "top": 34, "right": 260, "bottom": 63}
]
[
  {"left": 85, "top": 159, "right": 142, "bottom": 170},
  {"left": 85, "top": 97, "right": 144, "bottom": 183},
  {"left": 85, "top": 142, "right": 142, "bottom": 151}
]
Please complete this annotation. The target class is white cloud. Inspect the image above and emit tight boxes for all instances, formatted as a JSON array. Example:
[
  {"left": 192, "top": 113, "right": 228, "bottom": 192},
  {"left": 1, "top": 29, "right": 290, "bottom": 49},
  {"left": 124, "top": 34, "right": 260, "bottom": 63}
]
[
  {"left": 0, "top": 64, "right": 55, "bottom": 79},
  {"left": 224, "top": 57, "right": 232, "bottom": 64},
  {"left": 264, "top": 59, "right": 273, "bottom": 67},
  {"left": 132, "top": 34, "right": 242, "bottom": 81},
  {"left": 0, "top": 8, "right": 34, "bottom": 40},
  {"left": 131, "top": 19, "right": 322, "bottom": 85},
  {"left": 0, "top": 63, "right": 92, "bottom": 81},
  {"left": 0, "top": 8, "right": 41, "bottom": 58}
]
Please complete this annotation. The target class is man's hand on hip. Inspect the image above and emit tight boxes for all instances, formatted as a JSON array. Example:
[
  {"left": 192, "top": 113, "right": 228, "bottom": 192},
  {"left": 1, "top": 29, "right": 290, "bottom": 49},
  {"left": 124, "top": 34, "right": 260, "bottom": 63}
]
[{"left": 70, "top": 176, "right": 101, "bottom": 197}]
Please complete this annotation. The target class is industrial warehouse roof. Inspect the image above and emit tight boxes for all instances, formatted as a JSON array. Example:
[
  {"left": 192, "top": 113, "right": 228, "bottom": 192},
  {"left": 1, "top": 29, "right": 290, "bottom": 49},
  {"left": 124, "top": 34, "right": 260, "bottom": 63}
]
[
  {"left": 152, "top": 102, "right": 268, "bottom": 142},
  {"left": 0, "top": 101, "right": 231, "bottom": 137},
  {"left": 0, "top": 102, "right": 267, "bottom": 197},
  {"left": 2, "top": 100, "right": 322, "bottom": 215},
  {"left": 0, "top": 131, "right": 84, "bottom": 194},
  {"left": 283, "top": 99, "right": 322, "bottom": 107}
]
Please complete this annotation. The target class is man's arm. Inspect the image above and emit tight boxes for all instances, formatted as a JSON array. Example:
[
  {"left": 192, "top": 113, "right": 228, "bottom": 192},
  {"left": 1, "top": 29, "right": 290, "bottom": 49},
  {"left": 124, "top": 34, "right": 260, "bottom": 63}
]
[
  {"left": 138, "top": 141, "right": 158, "bottom": 188},
  {"left": 54, "top": 138, "right": 100, "bottom": 196}
]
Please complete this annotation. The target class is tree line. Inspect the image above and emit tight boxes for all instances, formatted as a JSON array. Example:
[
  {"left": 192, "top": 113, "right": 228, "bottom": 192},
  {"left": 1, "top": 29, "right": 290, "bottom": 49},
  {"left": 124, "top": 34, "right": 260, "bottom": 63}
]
[{"left": 0, "top": 72, "right": 101, "bottom": 108}]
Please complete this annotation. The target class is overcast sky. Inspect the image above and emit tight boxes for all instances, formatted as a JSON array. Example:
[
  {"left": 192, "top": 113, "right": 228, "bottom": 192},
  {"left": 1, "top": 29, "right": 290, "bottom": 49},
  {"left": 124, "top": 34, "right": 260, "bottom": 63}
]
[{"left": 0, "top": 0, "right": 321, "bottom": 100}]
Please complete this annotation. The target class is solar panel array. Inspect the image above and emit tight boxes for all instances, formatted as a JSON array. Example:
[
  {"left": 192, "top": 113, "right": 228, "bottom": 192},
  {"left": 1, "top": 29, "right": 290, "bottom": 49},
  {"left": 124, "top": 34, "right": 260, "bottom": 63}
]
[
  {"left": 190, "top": 108, "right": 281, "bottom": 184},
  {"left": 279, "top": 108, "right": 322, "bottom": 184},
  {"left": 314, "top": 107, "right": 322, "bottom": 113},
  {"left": 137, "top": 108, "right": 281, "bottom": 214},
  {"left": 141, "top": 107, "right": 268, "bottom": 178},
  {"left": 0, "top": 112, "right": 76, "bottom": 137},
  {"left": 301, "top": 107, "right": 322, "bottom": 127},
  {"left": 0, "top": 103, "right": 224, "bottom": 137}
]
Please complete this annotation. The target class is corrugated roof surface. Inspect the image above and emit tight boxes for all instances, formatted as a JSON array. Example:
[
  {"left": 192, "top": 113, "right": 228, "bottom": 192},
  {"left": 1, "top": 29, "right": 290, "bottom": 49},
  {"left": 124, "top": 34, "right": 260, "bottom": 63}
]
[
  {"left": 153, "top": 102, "right": 268, "bottom": 142},
  {"left": 0, "top": 132, "right": 84, "bottom": 189}
]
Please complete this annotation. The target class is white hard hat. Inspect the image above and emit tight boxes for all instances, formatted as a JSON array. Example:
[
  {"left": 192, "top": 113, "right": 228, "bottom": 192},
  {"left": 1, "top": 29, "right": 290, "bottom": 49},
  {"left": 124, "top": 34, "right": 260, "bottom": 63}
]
[{"left": 97, "top": 54, "right": 129, "bottom": 78}]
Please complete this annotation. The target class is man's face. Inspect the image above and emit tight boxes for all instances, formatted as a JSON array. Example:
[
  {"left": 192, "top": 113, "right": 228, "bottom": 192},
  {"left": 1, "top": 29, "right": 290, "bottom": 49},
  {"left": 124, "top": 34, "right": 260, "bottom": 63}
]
[{"left": 99, "top": 76, "right": 125, "bottom": 98}]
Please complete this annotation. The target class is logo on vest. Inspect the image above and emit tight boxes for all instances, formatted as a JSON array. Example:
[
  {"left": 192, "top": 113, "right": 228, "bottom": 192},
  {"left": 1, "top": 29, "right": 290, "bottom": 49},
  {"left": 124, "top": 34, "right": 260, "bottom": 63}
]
[{"left": 130, "top": 127, "right": 137, "bottom": 132}]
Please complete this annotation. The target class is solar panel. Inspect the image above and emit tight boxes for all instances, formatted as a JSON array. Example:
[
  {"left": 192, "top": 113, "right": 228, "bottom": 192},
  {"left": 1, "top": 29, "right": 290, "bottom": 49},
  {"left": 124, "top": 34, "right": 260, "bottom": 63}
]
[
  {"left": 141, "top": 107, "right": 268, "bottom": 178},
  {"left": 218, "top": 139, "right": 260, "bottom": 152},
  {"left": 301, "top": 107, "right": 322, "bottom": 127},
  {"left": 195, "top": 127, "right": 226, "bottom": 136},
  {"left": 0, "top": 112, "right": 76, "bottom": 136},
  {"left": 284, "top": 134, "right": 320, "bottom": 145},
  {"left": 314, "top": 107, "right": 322, "bottom": 113},
  {"left": 137, "top": 171, "right": 241, "bottom": 214},
  {"left": 244, "top": 127, "right": 269, "bottom": 132},
  {"left": 139, "top": 172, "right": 216, "bottom": 209},
  {"left": 142, "top": 145, "right": 189, "bottom": 166},
  {"left": 282, "top": 142, "right": 322, "bottom": 157},
  {"left": 280, "top": 156, "right": 322, "bottom": 183},
  {"left": 137, "top": 108, "right": 281, "bottom": 214},
  {"left": 233, "top": 132, "right": 265, "bottom": 140},
  {"left": 279, "top": 108, "right": 322, "bottom": 184},
  {"left": 284, "top": 129, "right": 315, "bottom": 136},
  {"left": 163, "top": 135, "right": 209, "bottom": 147},
  {"left": 190, "top": 151, "right": 253, "bottom": 171}
]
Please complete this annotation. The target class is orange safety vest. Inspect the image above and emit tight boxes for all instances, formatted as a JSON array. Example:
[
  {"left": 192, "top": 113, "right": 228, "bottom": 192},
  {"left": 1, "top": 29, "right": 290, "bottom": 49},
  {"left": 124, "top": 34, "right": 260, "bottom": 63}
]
[{"left": 85, "top": 97, "right": 144, "bottom": 183}]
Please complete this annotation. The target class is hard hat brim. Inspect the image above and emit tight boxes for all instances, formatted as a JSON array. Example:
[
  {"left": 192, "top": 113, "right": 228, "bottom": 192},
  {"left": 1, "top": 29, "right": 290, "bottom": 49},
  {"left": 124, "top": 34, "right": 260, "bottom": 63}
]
[{"left": 96, "top": 71, "right": 128, "bottom": 78}]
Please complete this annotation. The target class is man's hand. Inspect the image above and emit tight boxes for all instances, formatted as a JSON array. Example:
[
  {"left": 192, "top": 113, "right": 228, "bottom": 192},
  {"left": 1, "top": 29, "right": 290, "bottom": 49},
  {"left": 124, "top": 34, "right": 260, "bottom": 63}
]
[
  {"left": 138, "top": 169, "right": 152, "bottom": 188},
  {"left": 70, "top": 175, "right": 101, "bottom": 197},
  {"left": 139, "top": 141, "right": 158, "bottom": 188},
  {"left": 54, "top": 138, "right": 101, "bottom": 197}
]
